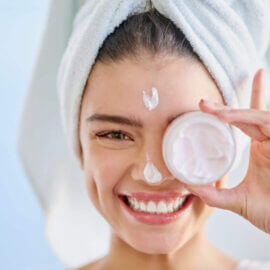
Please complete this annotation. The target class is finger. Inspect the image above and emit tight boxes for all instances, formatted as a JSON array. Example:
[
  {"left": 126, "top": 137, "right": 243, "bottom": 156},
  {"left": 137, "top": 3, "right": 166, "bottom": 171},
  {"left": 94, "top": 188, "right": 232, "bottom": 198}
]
[
  {"left": 230, "top": 122, "right": 270, "bottom": 157},
  {"left": 230, "top": 121, "right": 269, "bottom": 142},
  {"left": 200, "top": 99, "right": 270, "bottom": 139},
  {"left": 250, "top": 68, "right": 267, "bottom": 111},
  {"left": 208, "top": 109, "right": 270, "bottom": 136},
  {"left": 200, "top": 100, "right": 270, "bottom": 136},
  {"left": 200, "top": 94, "right": 269, "bottom": 126},
  {"left": 183, "top": 183, "right": 246, "bottom": 215},
  {"left": 200, "top": 100, "right": 266, "bottom": 126}
]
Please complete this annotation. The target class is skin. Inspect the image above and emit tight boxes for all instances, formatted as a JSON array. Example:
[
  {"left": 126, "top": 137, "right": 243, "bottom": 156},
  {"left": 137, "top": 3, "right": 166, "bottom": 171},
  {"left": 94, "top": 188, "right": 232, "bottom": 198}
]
[{"left": 77, "top": 50, "right": 243, "bottom": 270}]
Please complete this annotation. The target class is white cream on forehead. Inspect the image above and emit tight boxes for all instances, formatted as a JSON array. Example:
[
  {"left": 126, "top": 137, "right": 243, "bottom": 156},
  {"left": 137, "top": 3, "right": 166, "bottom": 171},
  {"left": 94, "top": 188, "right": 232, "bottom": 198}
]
[
  {"left": 141, "top": 88, "right": 162, "bottom": 183},
  {"left": 143, "top": 152, "right": 163, "bottom": 183},
  {"left": 142, "top": 87, "right": 159, "bottom": 111}
]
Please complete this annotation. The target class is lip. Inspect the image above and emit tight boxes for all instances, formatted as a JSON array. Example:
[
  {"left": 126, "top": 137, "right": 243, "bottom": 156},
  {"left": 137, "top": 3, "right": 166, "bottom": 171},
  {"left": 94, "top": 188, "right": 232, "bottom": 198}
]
[{"left": 118, "top": 194, "right": 196, "bottom": 226}]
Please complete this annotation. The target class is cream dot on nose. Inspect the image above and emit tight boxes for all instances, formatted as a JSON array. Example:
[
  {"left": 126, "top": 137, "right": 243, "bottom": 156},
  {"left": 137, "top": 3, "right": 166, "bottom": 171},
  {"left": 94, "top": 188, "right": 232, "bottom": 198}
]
[{"left": 143, "top": 153, "right": 163, "bottom": 183}]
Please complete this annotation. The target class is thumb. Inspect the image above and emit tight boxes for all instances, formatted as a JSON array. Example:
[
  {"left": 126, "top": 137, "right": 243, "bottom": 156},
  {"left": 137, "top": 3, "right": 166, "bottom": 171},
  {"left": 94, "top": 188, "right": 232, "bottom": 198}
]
[{"left": 184, "top": 183, "right": 245, "bottom": 215}]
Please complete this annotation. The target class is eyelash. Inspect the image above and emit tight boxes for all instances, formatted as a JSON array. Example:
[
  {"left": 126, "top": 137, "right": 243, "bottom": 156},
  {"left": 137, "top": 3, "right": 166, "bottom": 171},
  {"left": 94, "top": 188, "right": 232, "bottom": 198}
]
[{"left": 95, "top": 130, "right": 133, "bottom": 141}]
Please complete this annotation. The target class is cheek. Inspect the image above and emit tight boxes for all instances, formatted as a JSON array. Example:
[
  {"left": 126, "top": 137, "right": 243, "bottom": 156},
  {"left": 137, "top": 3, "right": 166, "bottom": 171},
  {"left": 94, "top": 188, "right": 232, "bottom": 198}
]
[{"left": 83, "top": 142, "right": 133, "bottom": 199}]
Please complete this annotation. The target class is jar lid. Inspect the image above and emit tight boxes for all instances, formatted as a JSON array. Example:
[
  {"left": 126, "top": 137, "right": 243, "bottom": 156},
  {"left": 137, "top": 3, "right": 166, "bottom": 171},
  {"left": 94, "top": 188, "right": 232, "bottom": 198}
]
[{"left": 162, "top": 111, "right": 236, "bottom": 185}]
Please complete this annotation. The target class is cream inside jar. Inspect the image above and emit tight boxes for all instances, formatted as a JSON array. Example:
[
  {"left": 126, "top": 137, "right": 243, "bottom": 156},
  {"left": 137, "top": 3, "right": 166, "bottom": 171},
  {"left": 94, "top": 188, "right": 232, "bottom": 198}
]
[{"left": 162, "top": 111, "right": 236, "bottom": 185}]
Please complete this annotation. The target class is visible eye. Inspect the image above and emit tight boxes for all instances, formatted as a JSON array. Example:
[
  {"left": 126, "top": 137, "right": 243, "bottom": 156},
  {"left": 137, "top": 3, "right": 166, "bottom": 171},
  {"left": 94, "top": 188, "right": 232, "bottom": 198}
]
[{"left": 95, "top": 130, "right": 133, "bottom": 141}]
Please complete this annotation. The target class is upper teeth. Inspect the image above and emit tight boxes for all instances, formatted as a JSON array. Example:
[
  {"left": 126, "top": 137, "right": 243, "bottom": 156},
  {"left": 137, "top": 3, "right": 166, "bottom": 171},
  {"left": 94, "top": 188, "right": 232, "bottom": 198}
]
[{"left": 127, "top": 196, "right": 187, "bottom": 214}]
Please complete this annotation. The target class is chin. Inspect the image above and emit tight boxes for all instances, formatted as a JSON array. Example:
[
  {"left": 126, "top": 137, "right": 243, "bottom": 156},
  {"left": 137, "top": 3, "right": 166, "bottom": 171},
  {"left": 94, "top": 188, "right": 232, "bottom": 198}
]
[{"left": 123, "top": 226, "right": 192, "bottom": 254}]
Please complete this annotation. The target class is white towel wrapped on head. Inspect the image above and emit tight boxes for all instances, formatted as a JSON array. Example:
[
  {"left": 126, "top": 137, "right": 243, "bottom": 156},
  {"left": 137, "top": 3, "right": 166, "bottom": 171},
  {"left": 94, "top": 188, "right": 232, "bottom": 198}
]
[{"left": 17, "top": 0, "right": 270, "bottom": 268}]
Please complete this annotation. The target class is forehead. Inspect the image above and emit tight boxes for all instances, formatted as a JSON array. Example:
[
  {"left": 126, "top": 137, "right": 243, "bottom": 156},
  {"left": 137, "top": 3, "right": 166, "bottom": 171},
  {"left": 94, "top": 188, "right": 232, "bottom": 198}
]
[{"left": 82, "top": 55, "right": 223, "bottom": 123}]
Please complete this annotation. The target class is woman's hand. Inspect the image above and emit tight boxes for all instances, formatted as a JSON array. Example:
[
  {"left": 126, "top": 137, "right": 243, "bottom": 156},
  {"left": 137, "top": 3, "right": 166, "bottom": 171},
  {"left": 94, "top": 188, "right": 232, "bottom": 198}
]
[{"left": 183, "top": 68, "right": 270, "bottom": 234}]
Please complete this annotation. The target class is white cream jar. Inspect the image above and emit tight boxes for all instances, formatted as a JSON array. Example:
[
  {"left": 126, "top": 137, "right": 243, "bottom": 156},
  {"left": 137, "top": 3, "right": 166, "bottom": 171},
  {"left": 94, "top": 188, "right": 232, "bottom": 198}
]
[{"left": 162, "top": 111, "right": 236, "bottom": 185}]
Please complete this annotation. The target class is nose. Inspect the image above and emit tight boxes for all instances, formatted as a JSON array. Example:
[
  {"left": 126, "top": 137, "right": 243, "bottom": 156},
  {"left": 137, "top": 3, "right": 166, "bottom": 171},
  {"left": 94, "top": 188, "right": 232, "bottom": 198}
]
[{"left": 131, "top": 136, "right": 175, "bottom": 185}]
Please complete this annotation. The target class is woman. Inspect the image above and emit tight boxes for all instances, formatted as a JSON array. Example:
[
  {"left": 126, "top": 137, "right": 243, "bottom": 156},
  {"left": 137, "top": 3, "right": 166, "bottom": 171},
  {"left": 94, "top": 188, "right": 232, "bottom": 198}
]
[
  {"left": 72, "top": 8, "right": 270, "bottom": 270},
  {"left": 17, "top": 1, "right": 270, "bottom": 269}
]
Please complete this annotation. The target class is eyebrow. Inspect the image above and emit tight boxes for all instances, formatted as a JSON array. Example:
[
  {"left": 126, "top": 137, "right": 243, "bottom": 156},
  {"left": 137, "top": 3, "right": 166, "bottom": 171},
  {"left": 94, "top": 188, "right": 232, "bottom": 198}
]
[{"left": 86, "top": 110, "right": 199, "bottom": 128}]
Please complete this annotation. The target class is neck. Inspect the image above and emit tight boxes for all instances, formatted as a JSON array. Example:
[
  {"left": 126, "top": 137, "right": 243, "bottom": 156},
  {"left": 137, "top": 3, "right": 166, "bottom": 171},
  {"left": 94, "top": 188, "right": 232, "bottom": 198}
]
[{"left": 100, "top": 226, "right": 231, "bottom": 270}]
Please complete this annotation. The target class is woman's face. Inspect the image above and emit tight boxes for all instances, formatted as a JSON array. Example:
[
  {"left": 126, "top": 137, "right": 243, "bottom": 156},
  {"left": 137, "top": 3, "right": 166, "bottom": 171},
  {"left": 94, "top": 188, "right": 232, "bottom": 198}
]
[{"left": 79, "top": 52, "right": 228, "bottom": 254}]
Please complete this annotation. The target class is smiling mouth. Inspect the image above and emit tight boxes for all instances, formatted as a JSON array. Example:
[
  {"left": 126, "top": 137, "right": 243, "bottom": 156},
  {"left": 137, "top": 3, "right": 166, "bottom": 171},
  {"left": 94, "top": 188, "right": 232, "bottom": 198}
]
[
  {"left": 118, "top": 193, "right": 196, "bottom": 225},
  {"left": 118, "top": 194, "right": 192, "bottom": 215}
]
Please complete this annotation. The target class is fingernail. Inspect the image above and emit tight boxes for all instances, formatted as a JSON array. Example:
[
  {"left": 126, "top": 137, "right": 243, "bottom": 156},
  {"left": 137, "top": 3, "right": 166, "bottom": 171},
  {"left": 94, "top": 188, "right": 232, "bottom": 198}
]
[{"left": 203, "top": 100, "right": 227, "bottom": 110}]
